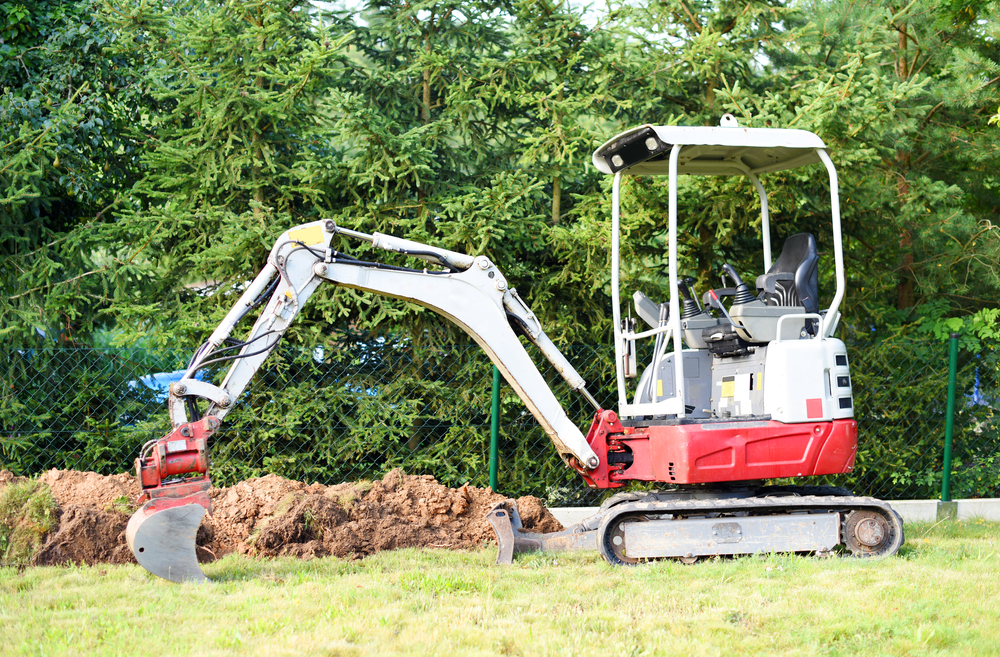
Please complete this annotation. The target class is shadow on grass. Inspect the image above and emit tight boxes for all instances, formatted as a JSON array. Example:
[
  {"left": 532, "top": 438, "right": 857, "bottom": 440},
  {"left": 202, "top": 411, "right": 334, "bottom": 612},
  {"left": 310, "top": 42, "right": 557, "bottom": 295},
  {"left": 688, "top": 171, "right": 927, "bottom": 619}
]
[
  {"left": 200, "top": 553, "right": 368, "bottom": 584},
  {"left": 199, "top": 546, "right": 495, "bottom": 584}
]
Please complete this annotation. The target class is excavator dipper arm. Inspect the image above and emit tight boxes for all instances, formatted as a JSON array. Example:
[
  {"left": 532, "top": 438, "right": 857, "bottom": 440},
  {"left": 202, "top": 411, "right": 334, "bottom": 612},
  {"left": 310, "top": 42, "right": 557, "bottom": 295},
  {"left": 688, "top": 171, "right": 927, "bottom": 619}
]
[{"left": 127, "top": 219, "right": 601, "bottom": 582}]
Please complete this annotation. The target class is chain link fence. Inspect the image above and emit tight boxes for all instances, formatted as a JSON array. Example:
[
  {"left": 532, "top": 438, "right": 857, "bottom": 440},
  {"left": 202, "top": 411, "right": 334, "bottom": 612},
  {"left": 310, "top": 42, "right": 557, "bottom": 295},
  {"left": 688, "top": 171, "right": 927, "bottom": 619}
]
[{"left": 2, "top": 335, "right": 998, "bottom": 504}]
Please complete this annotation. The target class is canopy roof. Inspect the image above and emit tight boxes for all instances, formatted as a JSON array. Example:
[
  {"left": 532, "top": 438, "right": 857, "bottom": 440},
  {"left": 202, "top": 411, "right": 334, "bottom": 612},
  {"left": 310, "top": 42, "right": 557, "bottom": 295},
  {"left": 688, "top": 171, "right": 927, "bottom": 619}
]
[{"left": 592, "top": 124, "right": 827, "bottom": 177}]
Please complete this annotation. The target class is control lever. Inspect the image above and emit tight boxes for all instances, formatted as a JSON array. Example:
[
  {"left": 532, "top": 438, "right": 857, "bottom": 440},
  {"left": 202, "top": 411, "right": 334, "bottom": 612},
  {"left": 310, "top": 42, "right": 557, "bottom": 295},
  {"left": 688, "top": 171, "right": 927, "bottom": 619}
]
[
  {"left": 707, "top": 289, "right": 755, "bottom": 341},
  {"left": 707, "top": 289, "right": 737, "bottom": 326},
  {"left": 678, "top": 277, "right": 704, "bottom": 318},
  {"left": 721, "top": 263, "right": 757, "bottom": 305},
  {"left": 620, "top": 315, "right": 637, "bottom": 378}
]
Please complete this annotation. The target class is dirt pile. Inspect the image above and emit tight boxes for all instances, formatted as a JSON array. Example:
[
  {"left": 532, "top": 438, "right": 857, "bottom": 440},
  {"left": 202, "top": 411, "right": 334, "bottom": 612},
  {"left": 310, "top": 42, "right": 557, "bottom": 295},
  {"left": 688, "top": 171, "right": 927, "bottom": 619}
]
[
  {"left": 0, "top": 470, "right": 25, "bottom": 486},
  {"left": 33, "top": 506, "right": 134, "bottom": 566},
  {"left": 203, "top": 470, "right": 562, "bottom": 561},
  {"left": 24, "top": 469, "right": 139, "bottom": 566},
  {"left": 0, "top": 469, "right": 563, "bottom": 567},
  {"left": 40, "top": 469, "right": 139, "bottom": 510}
]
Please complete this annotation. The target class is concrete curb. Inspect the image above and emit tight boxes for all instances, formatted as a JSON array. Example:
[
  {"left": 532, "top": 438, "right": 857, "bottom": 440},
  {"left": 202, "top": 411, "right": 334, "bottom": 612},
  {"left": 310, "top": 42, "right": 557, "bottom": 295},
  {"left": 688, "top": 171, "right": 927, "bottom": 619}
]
[{"left": 549, "top": 498, "right": 1000, "bottom": 527}]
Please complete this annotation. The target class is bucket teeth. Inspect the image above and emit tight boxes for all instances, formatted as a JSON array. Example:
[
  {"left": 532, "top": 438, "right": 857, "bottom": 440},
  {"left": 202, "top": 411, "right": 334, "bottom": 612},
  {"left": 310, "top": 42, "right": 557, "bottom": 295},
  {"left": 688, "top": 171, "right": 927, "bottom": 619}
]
[{"left": 127, "top": 499, "right": 209, "bottom": 583}]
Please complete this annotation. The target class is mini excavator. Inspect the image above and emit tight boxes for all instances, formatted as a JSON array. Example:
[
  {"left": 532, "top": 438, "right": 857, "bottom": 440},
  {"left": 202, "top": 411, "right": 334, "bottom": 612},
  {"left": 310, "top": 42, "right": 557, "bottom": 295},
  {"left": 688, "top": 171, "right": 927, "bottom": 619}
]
[{"left": 127, "top": 116, "right": 904, "bottom": 582}]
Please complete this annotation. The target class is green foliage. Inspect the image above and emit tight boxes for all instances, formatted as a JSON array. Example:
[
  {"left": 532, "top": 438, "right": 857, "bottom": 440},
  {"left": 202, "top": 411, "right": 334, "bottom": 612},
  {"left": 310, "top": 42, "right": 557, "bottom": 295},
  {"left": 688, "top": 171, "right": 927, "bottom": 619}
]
[
  {"left": 3, "top": 332, "right": 999, "bottom": 500},
  {"left": 952, "top": 453, "right": 1000, "bottom": 499},
  {"left": 0, "top": 349, "right": 179, "bottom": 474},
  {"left": 720, "top": 0, "right": 1000, "bottom": 324},
  {"left": 103, "top": 494, "right": 132, "bottom": 514},
  {"left": 4, "top": 0, "right": 999, "bottom": 335},
  {"left": 199, "top": 339, "right": 493, "bottom": 487},
  {"left": 312, "top": 0, "right": 640, "bottom": 343},
  {"left": 0, "top": 341, "right": 497, "bottom": 489},
  {"left": 3, "top": 0, "right": 1000, "bottom": 502},
  {"left": 916, "top": 302, "right": 1000, "bottom": 353},
  {"left": 1, "top": 0, "right": 153, "bottom": 343},
  {"left": 96, "top": 0, "right": 353, "bottom": 346},
  {"left": 0, "top": 479, "right": 58, "bottom": 565},
  {"left": 7, "top": 0, "right": 1000, "bottom": 339}
]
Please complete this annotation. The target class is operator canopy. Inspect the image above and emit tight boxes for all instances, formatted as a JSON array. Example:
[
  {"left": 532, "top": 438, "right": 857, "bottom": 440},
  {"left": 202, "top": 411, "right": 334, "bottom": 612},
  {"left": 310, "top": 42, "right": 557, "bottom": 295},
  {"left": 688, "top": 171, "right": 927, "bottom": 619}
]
[{"left": 592, "top": 117, "right": 826, "bottom": 177}]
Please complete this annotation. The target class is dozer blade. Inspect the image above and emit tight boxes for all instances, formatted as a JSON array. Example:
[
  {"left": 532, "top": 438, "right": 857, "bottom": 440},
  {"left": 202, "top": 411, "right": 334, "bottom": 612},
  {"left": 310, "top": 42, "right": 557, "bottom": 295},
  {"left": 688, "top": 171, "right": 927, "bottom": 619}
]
[
  {"left": 127, "top": 494, "right": 209, "bottom": 584},
  {"left": 487, "top": 500, "right": 598, "bottom": 565}
]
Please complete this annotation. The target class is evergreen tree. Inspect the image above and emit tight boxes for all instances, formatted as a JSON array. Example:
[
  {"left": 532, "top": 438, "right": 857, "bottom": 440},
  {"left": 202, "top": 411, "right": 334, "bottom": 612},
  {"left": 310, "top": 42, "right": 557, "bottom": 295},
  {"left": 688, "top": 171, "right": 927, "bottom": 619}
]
[
  {"left": 719, "top": 0, "right": 1000, "bottom": 326},
  {"left": 1, "top": 0, "right": 151, "bottom": 342},
  {"left": 101, "top": 0, "right": 353, "bottom": 346},
  {"left": 574, "top": 0, "right": 806, "bottom": 299},
  {"left": 7, "top": 0, "right": 999, "bottom": 346}
]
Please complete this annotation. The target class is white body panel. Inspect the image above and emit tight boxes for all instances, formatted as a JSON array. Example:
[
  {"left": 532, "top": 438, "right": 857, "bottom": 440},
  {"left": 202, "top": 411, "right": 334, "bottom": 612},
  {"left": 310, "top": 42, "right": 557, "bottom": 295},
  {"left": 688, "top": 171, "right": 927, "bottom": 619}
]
[{"left": 764, "top": 337, "right": 853, "bottom": 423}]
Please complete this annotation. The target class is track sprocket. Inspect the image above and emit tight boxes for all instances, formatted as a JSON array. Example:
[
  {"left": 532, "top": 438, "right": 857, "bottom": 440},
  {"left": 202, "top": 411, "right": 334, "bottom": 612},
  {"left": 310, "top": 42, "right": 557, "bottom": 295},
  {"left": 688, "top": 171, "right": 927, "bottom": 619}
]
[{"left": 842, "top": 509, "right": 900, "bottom": 558}]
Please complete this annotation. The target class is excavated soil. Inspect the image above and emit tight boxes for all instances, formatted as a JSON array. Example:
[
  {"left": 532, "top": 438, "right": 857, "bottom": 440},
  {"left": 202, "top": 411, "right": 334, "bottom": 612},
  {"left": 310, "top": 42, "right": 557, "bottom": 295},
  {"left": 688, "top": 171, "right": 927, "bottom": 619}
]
[
  {"left": 0, "top": 468, "right": 563, "bottom": 567},
  {"left": 0, "top": 470, "right": 25, "bottom": 486}
]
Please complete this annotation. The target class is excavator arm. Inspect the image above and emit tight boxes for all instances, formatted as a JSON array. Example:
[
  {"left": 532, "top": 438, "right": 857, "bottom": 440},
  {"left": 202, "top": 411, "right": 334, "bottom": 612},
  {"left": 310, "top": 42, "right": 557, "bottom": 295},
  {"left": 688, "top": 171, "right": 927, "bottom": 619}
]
[{"left": 127, "top": 219, "right": 601, "bottom": 583}]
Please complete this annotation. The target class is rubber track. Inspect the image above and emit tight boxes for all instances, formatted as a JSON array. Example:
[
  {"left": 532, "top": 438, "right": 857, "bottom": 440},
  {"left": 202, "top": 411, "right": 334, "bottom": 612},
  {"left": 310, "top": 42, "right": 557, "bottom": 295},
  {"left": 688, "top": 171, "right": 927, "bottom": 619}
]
[{"left": 596, "top": 494, "right": 905, "bottom": 565}]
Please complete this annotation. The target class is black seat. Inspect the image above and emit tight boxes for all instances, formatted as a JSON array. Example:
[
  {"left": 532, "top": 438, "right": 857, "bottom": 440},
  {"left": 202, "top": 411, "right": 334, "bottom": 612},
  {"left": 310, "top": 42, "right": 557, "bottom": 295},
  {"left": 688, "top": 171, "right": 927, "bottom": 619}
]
[{"left": 755, "top": 233, "right": 819, "bottom": 313}]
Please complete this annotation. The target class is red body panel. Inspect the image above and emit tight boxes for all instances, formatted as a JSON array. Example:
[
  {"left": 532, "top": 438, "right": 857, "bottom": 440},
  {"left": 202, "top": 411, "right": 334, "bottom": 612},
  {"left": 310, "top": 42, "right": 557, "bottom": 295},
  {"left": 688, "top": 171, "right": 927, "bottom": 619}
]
[{"left": 576, "top": 410, "right": 857, "bottom": 489}]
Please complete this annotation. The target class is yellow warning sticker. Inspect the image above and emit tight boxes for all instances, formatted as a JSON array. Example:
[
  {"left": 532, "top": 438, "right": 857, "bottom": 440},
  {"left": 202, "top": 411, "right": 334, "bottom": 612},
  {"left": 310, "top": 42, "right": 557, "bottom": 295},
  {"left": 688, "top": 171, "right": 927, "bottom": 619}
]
[
  {"left": 288, "top": 224, "right": 325, "bottom": 246},
  {"left": 656, "top": 379, "right": 663, "bottom": 397},
  {"left": 757, "top": 372, "right": 763, "bottom": 391},
  {"left": 721, "top": 376, "right": 735, "bottom": 398}
]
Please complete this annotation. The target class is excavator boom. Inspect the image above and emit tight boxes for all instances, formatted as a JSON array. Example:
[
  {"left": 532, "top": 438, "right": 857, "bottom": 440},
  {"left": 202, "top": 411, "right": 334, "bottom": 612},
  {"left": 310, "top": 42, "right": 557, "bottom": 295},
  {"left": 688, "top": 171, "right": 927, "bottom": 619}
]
[{"left": 127, "top": 220, "right": 602, "bottom": 582}]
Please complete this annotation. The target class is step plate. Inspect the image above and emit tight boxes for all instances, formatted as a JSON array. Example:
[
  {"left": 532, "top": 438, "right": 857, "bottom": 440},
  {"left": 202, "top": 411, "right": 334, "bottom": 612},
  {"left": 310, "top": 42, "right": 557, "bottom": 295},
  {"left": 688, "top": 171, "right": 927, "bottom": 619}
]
[{"left": 622, "top": 513, "right": 840, "bottom": 558}]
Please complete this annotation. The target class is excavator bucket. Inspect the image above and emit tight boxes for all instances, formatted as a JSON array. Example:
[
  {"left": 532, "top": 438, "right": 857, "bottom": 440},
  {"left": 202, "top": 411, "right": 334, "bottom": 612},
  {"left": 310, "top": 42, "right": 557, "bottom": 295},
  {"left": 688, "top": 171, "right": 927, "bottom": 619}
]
[
  {"left": 129, "top": 418, "right": 216, "bottom": 582},
  {"left": 126, "top": 492, "right": 210, "bottom": 584}
]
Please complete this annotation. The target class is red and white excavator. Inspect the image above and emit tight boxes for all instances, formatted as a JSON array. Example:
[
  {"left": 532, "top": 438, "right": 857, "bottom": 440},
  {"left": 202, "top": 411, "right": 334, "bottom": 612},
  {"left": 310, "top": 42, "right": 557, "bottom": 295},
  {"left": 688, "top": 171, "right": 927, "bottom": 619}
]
[{"left": 127, "top": 115, "right": 904, "bottom": 582}]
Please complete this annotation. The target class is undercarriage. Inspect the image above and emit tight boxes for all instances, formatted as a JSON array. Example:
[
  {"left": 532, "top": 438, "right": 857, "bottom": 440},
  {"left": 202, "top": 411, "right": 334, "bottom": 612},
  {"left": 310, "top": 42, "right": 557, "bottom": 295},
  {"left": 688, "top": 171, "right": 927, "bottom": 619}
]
[{"left": 489, "top": 484, "right": 904, "bottom": 565}]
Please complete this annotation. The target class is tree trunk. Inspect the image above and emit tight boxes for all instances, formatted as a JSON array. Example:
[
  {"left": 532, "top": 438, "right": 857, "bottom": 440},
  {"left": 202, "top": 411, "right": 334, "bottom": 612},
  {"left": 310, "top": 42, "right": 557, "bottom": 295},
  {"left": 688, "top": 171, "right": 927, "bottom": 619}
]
[
  {"left": 551, "top": 86, "right": 563, "bottom": 225},
  {"left": 422, "top": 34, "right": 432, "bottom": 125},
  {"left": 551, "top": 175, "right": 561, "bottom": 225},
  {"left": 894, "top": 13, "right": 914, "bottom": 309},
  {"left": 897, "top": 172, "right": 915, "bottom": 309}
]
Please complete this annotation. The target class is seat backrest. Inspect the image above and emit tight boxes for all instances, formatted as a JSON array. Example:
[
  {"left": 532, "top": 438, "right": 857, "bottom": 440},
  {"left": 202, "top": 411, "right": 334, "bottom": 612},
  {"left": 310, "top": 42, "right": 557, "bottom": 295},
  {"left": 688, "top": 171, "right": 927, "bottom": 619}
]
[{"left": 757, "top": 233, "right": 819, "bottom": 313}]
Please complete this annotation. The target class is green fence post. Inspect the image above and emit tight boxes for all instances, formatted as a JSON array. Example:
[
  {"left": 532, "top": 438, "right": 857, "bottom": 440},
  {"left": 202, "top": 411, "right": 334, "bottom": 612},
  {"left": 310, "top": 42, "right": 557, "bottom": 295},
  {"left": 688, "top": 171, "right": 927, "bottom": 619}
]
[
  {"left": 941, "top": 332, "right": 959, "bottom": 506},
  {"left": 489, "top": 365, "right": 500, "bottom": 491}
]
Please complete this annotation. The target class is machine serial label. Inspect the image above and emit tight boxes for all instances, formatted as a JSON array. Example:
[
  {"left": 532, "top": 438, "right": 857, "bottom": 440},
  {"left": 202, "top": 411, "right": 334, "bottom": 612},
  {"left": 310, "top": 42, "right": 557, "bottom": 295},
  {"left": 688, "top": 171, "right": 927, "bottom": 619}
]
[
  {"left": 721, "top": 376, "right": 735, "bottom": 398},
  {"left": 166, "top": 439, "right": 187, "bottom": 453}
]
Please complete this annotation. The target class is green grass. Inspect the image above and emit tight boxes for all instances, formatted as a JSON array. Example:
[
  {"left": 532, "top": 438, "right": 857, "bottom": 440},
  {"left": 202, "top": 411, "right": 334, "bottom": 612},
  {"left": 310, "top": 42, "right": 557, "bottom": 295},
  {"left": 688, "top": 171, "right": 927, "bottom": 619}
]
[
  {"left": 0, "top": 480, "right": 58, "bottom": 566},
  {"left": 2, "top": 520, "right": 999, "bottom": 656}
]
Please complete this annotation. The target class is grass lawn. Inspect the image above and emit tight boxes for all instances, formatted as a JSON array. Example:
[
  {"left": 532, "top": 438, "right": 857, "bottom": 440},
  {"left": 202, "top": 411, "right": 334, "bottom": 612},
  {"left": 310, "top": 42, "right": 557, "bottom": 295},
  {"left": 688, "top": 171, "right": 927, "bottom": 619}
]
[{"left": 2, "top": 520, "right": 999, "bottom": 656}]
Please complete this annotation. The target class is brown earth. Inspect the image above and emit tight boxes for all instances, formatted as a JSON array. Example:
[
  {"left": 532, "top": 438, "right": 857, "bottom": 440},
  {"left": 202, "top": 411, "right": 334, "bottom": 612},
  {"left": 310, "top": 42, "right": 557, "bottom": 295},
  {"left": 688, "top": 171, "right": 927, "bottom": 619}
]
[
  {"left": 0, "top": 470, "right": 25, "bottom": 487},
  {"left": 0, "top": 468, "right": 563, "bottom": 567}
]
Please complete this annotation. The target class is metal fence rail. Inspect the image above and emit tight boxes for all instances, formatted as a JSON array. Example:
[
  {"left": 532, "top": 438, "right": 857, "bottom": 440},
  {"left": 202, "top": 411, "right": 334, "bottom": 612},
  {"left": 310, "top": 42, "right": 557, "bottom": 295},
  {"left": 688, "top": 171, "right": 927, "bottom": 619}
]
[{"left": 2, "top": 335, "right": 997, "bottom": 503}]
